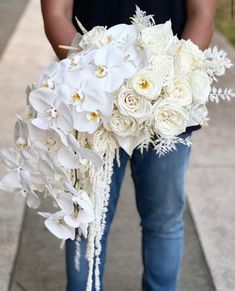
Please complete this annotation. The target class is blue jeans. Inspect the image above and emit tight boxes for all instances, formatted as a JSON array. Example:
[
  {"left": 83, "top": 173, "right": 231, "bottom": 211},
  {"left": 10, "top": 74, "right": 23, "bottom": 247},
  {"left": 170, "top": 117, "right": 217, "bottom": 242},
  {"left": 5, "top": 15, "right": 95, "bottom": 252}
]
[{"left": 66, "top": 131, "right": 192, "bottom": 291}]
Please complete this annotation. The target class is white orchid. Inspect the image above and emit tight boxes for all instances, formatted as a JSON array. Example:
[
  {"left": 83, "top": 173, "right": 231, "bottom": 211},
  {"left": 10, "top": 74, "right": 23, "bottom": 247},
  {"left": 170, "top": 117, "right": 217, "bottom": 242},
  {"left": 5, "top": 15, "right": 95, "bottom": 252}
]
[
  {"left": 93, "top": 44, "right": 137, "bottom": 92},
  {"left": 64, "top": 182, "right": 94, "bottom": 238},
  {"left": 73, "top": 110, "right": 102, "bottom": 134},
  {"left": 29, "top": 86, "right": 73, "bottom": 133},
  {"left": 62, "top": 68, "right": 113, "bottom": 116},
  {"left": 38, "top": 210, "right": 75, "bottom": 240},
  {"left": 0, "top": 161, "right": 41, "bottom": 209},
  {"left": 38, "top": 61, "right": 69, "bottom": 89},
  {"left": 47, "top": 185, "right": 74, "bottom": 213},
  {"left": 107, "top": 24, "right": 138, "bottom": 46},
  {"left": 28, "top": 125, "right": 66, "bottom": 151},
  {"left": 57, "top": 133, "right": 102, "bottom": 169},
  {"left": 14, "top": 116, "right": 29, "bottom": 150},
  {"left": 19, "top": 170, "right": 41, "bottom": 209},
  {"left": 68, "top": 49, "right": 96, "bottom": 70}
]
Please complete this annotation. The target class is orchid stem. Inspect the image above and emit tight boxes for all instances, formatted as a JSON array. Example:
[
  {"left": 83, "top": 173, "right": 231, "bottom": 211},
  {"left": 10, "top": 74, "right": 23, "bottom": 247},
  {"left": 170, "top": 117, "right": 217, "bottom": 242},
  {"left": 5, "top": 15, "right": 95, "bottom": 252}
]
[{"left": 73, "top": 130, "right": 79, "bottom": 189}]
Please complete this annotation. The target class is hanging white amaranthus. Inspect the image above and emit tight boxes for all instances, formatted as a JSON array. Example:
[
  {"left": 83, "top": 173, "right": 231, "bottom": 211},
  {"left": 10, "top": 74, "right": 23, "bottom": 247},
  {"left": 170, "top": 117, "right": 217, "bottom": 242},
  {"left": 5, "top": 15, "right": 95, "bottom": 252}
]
[{"left": 0, "top": 6, "right": 234, "bottom": 291}]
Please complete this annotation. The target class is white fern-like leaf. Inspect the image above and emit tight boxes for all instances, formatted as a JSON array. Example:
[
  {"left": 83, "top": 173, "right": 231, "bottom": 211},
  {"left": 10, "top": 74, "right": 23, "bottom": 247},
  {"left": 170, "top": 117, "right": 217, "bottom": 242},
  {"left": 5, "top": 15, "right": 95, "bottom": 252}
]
[
  {"left": 130, "top": 5, "right": 155, "bottom": 29},
  {"left": 203, "top": 47, "right": 233, "bottom": 78},
  {"left": 209, "top": 87, "right": 235, "bottom": 103},
  {"left": 152, "top": 136, "right": 192, "bottom": 157}
]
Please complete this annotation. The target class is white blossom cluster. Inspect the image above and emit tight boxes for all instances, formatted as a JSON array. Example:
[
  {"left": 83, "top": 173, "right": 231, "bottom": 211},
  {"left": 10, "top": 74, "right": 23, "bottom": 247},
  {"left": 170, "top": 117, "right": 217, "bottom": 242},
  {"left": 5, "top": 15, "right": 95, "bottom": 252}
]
[{"left": 0, "top": 6, "right": 234, "bottom": 291}]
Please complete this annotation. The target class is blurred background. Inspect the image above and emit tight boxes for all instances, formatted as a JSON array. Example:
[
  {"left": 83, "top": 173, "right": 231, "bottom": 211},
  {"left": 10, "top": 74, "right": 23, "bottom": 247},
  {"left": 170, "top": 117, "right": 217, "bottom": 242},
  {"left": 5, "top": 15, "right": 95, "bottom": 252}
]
[{"left": 0, "top": 1, "right": 234, "bottom": 291}]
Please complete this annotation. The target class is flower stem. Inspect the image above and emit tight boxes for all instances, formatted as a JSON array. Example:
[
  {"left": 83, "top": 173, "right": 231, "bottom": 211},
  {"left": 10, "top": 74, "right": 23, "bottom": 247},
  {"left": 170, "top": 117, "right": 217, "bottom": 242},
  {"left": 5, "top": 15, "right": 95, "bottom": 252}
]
[{"left": 73, "top": 130, "right": 79, "bottom": 189}]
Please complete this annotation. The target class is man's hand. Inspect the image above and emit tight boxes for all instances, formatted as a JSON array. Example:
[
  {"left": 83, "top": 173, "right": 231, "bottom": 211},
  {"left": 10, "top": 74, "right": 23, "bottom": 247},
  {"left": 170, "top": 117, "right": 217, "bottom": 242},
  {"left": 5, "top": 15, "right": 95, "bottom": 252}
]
[
  {"left": 41, "top": 0, "right": 76, "bottom": 59},
  {"left": 182, "top": 0, "right": 217, "bottom": 50}
]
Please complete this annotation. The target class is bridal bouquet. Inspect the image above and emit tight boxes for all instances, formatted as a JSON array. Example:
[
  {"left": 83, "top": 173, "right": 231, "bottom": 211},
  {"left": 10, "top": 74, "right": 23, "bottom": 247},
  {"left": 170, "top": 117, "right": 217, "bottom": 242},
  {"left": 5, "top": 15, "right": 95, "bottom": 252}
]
[{"left": 0, "top": 6, "right": 234, "bottom": 291}]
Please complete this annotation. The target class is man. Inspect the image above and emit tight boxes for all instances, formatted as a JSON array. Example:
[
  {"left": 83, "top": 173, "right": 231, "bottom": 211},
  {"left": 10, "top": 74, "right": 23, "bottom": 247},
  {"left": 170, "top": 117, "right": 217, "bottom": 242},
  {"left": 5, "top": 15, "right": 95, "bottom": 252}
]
[{"left": 41, "top": 1, "right": 217, "bottom": 290}]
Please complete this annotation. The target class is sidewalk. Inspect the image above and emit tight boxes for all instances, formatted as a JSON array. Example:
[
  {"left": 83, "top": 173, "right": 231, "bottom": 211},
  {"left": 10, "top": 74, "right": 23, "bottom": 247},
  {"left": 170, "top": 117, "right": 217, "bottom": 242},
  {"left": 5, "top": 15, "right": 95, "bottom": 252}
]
[
  {"left": 186, "top": 32, "right": 235, "bottom": 291},
  {"left": 0, "top": 1, "right": 54, "bottom": 290},
  {"left": 0, "top": 1, "right": 234, "bottom": 291}
]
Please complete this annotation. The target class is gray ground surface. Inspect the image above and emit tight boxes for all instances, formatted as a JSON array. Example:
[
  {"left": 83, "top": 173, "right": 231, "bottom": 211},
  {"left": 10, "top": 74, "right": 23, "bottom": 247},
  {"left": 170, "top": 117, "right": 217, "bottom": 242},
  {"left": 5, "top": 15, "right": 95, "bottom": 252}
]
[{"left": 0, "top": 0, "right": 28, "bottom": 56}]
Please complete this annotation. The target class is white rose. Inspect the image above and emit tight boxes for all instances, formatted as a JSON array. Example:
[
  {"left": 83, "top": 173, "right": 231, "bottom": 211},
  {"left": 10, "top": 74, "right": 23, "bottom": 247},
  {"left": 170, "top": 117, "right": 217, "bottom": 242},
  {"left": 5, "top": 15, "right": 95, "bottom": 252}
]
[
  {"left": 174, "top": 40, "right": 204, "bottom": 73},
  {"left": 131, "top": 70, "right": 163, "bottom": 100},
  {"left": 104, "top": 109, "right": 138, "bottom": 137},
  {"left": 152, "top": 98, "right": 189, "bottom": 138},
  {"left": 150, "top": 55, "right": 174, "bottom": 83},
  {"left": 79, "top": 26, "right": 110, "bottom": 49},
  {"left": 116, "top": 86, "right": 152, "bottom": 122},
  {"left": 190, "top": 70, "right": 211, "bottom": 104},
  {"left": 167, "top": 78, "right": 193, "bottom": 106},
  {"left": 140, "top": 21, "right": 174, "bottom": 55}
]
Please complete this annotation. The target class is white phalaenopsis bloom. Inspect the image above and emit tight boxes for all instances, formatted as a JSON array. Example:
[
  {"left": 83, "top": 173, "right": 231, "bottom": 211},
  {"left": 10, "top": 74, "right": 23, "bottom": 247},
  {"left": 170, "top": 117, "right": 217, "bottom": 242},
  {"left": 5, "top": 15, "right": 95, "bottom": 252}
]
[
  {"left": 0, "top": 6, "right": 234, "bottom": 291},
  {"left": 38, "top": 61, "right": 69, "bottom": 89},
  {"left": 0, "top": 149, "right": 40, "bottom": 208},
  {"left": 64, "top": 182, "right": 94, "bottom": 238},
  {"left": 14, "top": 116, "right": 29, "bottom": 149},
  {"left": 65, "top": 70, "right": 113, "bottom": 116},
  {"left": 29, "top": 86, "right": 73, "bottom": 133},
  {"left": 57, "top": 134, "right": 102, "bottom": 169},
  {"left": 93, "top": 44, "right": 137, "bottom": 92},
  {"left": 39, "top": 211, "right": 75, "bottom": 240}
]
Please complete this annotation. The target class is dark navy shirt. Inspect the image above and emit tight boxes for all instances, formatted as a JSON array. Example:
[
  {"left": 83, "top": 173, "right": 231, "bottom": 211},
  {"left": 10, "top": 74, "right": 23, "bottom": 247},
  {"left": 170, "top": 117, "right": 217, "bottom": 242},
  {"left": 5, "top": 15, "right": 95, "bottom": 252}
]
[{"left": 72, "top": 0, "right": 201, "bottom": 133}]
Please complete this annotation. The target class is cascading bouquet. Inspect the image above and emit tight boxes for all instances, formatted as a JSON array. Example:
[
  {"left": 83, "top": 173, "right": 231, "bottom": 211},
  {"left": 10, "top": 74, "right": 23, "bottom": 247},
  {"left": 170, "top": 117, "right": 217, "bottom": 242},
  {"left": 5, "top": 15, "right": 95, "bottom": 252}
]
[{"left": 0, "top": 6, "right": 234, "bottom": 291}]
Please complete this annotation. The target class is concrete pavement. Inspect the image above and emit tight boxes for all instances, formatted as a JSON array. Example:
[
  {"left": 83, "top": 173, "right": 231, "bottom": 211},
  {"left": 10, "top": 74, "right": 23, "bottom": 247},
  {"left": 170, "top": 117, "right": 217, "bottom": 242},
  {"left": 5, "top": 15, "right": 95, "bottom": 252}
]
[
  {"left": 186, "top": 32, "right": 235, "bottom": 291},
  {"left": 0, "top": 0, "right": 28, "bottom": 56},
  {"left": 0, "top": 1, "right": 234, "bottom": 290},
  {"left": 0, "top": 1, "right": 54, "bottom": 290}
]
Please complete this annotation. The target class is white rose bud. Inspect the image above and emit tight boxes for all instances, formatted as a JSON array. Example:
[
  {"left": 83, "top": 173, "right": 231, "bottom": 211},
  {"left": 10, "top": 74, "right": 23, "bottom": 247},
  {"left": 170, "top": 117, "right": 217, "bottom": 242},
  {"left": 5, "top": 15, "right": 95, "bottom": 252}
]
[
  {"left": 79, "top": 26, "right": 111, "bottom": 49},
  {"left": 152, "top": 98, "right": 189, "bottom": 138},
  {"left": 140, "top": 21, "right": 174, "bottom": 55},
  {"left": 150, "top": 55, "right": 174, "bottom": 84},
  {"left": 174, "top": 40, "right": 204, "bottom": 74},
  {"left": 131, "top": 70, "right": 163, "bottom": 100},
  {"left": 190, "top": 70, "right": 211, "bottom": 104},
  {"left": 167, "top": 78, "right": 193, "bottom": 106},
  {"left": 116, "top": 86, "right": 152, "bottom": 122},
  {"left": 104, "top": 109, "right": 138, "bottom": 137}
]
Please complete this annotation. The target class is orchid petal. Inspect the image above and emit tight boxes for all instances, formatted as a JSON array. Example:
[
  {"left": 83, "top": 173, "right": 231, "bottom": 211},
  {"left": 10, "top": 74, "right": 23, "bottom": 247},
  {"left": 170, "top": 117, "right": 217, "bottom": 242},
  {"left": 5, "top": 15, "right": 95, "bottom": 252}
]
[
  {"left": 0, "top": 171, "right": 21, "bottom": 191},
  {"left": 0, "top": 148, "right": 20, "bottom": 169},
  {"left": 26, "top": 191, "right": 41, "bottom": 209},
  {"left": 73, "top": 111, "right": 100, "bottom": 133},
  {"left": 57, "top": 148, "right": 78, "bottom": 169},
  {"left": 54, "top": 102, "right": 73, "bottom": 133},
  {"left": 94, "top": 45, "right": 123, "bottom": 68},
  {"left": 108, "top": 24, "right": 137, "bottom": 44},
  {"left": 29, "top": 88, "right": 55, "bottom": 112},
  {"left": 67, "top": 134, "right": 103, "bottom": 168},
  {"left": 45, "top": 217, "right": 75, "bottom": 240},
  {"left": 32, "top": 116, "right": 50, "bottom": 130}
]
